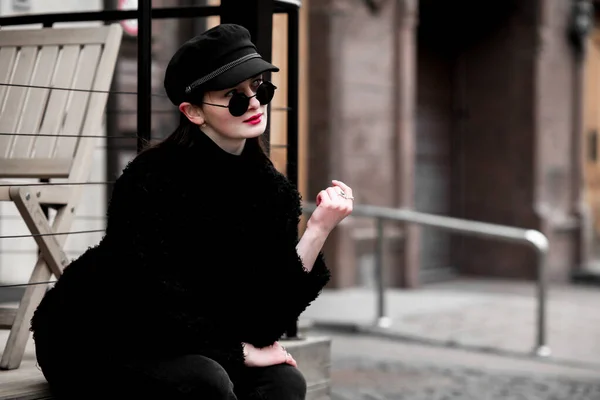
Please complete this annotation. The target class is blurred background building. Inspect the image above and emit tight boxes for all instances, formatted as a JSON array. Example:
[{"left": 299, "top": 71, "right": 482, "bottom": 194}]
[{"left": 308, "top": 0, "right": 600, "bottom": 288}]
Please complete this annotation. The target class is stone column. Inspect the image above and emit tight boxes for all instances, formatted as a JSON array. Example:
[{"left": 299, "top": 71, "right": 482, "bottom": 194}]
[
  {"left": 393, "top": 0, "right": 420, "bottom": 288},
  {"left": 308, "top": 0, "right": 357, "bottom": 288},
  {"left": 568, "top": 0, "right": 594, "bottom": 273},
  {"left": 534, "top": 0, "right": 587, "bottom": 281}
]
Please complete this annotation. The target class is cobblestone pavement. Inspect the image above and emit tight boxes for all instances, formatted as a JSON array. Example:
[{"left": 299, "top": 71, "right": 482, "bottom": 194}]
[
  {"left": 319, "top": 331, "right": 600, "bottom": 400},
  {"left": 330, "top": 357, "right": 600, "bottom": 400}
]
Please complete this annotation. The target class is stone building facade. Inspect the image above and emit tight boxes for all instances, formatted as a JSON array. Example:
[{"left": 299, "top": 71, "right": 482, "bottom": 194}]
[{"left": 308, "top": 0, "right": 592, "bottom": 287}]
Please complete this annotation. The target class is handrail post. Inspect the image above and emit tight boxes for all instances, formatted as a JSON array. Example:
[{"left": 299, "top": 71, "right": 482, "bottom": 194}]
[
  {"left": 374, "top": 218, "right": 391, "bottom": 328},
  {"left": 527, "top": 230, "right": 551, "bottom": 357},
  {"left": 535, "top": 247, "right": 551, "bottom": 356}
]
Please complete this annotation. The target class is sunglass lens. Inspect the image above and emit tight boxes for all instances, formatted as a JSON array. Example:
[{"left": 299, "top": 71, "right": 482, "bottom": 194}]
[
  {"left": 256, "top": 82, "right": 276, "bottom": 105},
  {"left": 227, "top": 82, "right": 277, "bottom": 117},
  {"left": 228, "top": 93, "right": 249, "bottom": 117}
]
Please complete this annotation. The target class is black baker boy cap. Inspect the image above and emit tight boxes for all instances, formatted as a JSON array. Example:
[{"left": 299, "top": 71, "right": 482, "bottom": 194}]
[{"left": 163, "top": 23, "right": 279, "bottom": 106}]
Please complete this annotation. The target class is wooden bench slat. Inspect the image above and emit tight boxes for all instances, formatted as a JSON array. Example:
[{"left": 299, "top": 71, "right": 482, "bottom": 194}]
[
  {"left": 0, "top": 380, "right": 52, "bottom": 400},
  {"left": 0, "top": 159, "right": 71, "bottom": 178},
  {"left": 0, "top": 46, "right": 37, "bottom": 157},
  {"left": 0, "top": 309, "right": 17, "bottom": 330},
  {"left": 10, "top": 46, "right": 59, "bottom": 159},
  {"left": 33, "top": 45, "right": 81, "bottom": 159},
  {"left": 53, "top": 45, "right": 102, "bottom": 159},
  {"left": 0, "top": 26, "right": 115, "bottom": 47}
]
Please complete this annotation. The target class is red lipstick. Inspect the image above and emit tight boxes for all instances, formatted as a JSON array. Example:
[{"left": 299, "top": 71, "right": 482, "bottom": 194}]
[{"left": 243, "top": 113, "right": 263, "bottom": 125}]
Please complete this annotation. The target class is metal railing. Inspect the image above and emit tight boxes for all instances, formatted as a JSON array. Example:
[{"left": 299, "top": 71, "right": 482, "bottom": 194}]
[{"left": 302, "top": 202, "right": 551, "bottom": 357}]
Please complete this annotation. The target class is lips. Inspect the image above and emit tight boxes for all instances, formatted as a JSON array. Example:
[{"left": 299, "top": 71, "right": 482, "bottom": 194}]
[{"left": 244, "top": 113, "right": 263, "bottom": 123}]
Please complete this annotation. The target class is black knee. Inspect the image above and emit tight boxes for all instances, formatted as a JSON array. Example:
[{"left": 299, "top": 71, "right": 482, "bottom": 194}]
[
  {"left": 165, "top": 355, "right": 236, "bottom": 399},
  {"left": 281, "top": 365, "right": 307, "bottom": 399},
  {"left": 259, "top": 364, "right": 307, "bottom": 399}
]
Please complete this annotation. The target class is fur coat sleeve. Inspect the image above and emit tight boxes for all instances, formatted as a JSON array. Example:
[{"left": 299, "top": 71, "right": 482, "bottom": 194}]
[{"left": 104, "top": 143, "right": 330, "bottom": 363}]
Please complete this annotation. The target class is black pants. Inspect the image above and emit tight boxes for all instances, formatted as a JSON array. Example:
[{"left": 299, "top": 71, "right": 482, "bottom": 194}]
[{"left": 39, "top": 353, "right": 307, "bottom": 400}]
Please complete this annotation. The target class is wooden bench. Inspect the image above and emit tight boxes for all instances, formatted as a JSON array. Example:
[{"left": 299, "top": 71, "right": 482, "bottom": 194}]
[
  {"left": 0, "top": 24, "right": 123, "bottom": 371},
  {"left": 0, "top": 329, "right": 332, "bottom": 400}
]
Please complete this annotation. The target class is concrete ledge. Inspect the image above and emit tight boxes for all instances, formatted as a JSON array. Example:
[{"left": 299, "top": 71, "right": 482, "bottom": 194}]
[
  {"left": 0, "top": 335, "right": 332, "bottom": 400},
  {"left": 0, "top": 379, "right": 52, "bottom": 400},
  {"left": 282, "top": 335, "right": 332, "bottom": 400}
]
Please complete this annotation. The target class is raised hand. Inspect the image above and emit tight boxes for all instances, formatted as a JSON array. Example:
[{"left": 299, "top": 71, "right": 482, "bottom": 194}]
[{"left": 308, "top": 179, "right": 353, "bottom": 235}]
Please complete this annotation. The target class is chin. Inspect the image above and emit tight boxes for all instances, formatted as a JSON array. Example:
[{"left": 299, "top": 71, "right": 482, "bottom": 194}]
[{"left": 242, "top": 121, "right": 267, "bottom": 138}]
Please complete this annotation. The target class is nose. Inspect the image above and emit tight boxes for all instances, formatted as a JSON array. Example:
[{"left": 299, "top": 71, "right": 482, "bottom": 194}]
[{"left": 248, "top": 94, "right": 260, "bottom": 110}]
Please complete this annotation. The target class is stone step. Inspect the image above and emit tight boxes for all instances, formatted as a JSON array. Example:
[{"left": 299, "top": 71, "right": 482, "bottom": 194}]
[
  {"left": 282, "top": 335, "right": 332, "bottom": 400},
  {"left": 0, "top": 335, "right": 332, "bottom": 400},
  {"left": 572, "top": 265, "right": 600, "bottom": 285},
  {"left": 299, "top": 317, "right": 314, "bottom": 332}
]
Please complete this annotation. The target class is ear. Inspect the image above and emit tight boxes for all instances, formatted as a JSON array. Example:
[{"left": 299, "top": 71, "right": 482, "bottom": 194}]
[{"left": 179, "top": 102, "right": 205, "bottom": 126}]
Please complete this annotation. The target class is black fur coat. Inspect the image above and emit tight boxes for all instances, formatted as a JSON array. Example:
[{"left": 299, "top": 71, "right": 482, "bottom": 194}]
[{"left": 30, "top": 129, "right": 331, "bottom": 380}]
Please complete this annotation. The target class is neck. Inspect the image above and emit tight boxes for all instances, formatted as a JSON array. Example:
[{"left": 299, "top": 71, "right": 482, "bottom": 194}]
[{"left": 202, "top": 126, "right": 246, "bottom": 155}]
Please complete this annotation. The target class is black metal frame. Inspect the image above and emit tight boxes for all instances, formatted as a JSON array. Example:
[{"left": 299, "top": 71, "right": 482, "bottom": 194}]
[{"left": 0, "top": 0, "right": 302, "bottom": 339}]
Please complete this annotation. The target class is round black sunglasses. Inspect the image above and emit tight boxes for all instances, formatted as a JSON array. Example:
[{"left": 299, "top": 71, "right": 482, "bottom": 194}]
[{"left": 202, "top": 81, "right": 277, "bottom": 117}]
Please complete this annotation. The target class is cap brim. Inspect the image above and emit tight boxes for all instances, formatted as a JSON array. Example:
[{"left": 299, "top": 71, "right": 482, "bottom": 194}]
[{"left": 207, "top": 57, "right": 279, "bottom": 91}]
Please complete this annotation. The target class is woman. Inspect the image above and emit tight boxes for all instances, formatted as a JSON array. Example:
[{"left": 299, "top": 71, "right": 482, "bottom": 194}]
[{"left": 30, "top": 23, "right": 353, "bottom": 399}]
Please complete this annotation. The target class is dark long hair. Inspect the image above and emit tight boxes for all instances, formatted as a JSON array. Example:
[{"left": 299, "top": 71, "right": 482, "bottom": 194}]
[{"left": 143, "top": 106, "right": 270, "bottom": 159}]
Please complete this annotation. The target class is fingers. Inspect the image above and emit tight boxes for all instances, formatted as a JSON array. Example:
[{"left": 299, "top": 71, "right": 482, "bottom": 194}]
[
  {"left": 326, "top": 187, "right": 341, "bottom": 201},
  {"left": 324, "top": 184, "right": 353, "bottom": 213},
  {"left": 286, "top": 353, "right": 297, "bottom": 367},
  {"left": 330, "top": 180, "right": 354, "bottom": 203},
  {"left": 277, "top": 343, "right": 298, "bottom": 367},
  {"left": 316, "top": 189, "right": 332, "bottom": 206},
  {"left": 314, "top": 180, "right": 353, "bottom": 233},
  {"left": 332, "top": 179, "right": 353, "bottom": 198},
  {"left": 317, "top": 180, "right": 354, "bottom": 205},
  {"left": 282, "top": 349, "right": 297, "bottom": 367}
]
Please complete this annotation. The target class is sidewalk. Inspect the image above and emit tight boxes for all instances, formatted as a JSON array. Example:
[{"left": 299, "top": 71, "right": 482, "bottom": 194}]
[
  {"left": 322, "top": 330, "right": 600, "bottom": 400},
  {"left": 301, "top": 278, "right": 600, "bottom": 369}
]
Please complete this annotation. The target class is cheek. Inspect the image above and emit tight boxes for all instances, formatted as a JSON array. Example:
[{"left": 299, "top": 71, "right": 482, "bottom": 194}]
[{"left": 206, "top": 108, "right": 235, "bottom": 127}]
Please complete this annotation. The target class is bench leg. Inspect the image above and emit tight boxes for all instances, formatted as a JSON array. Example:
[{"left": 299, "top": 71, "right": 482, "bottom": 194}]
[
  {"left": 0, "top": 258, "right": 52, "bottom": 370},
  {"left": 1, "top": 188, "right": 75, "bottom": 370}
]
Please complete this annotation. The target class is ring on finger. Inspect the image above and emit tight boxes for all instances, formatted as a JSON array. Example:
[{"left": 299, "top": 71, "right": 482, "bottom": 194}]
[
  {"left": 339, "top": 191, "right": 354, "bottom": 201},
  {"left": 338, "top": 189, "right": 350, "bottom": 199}
]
